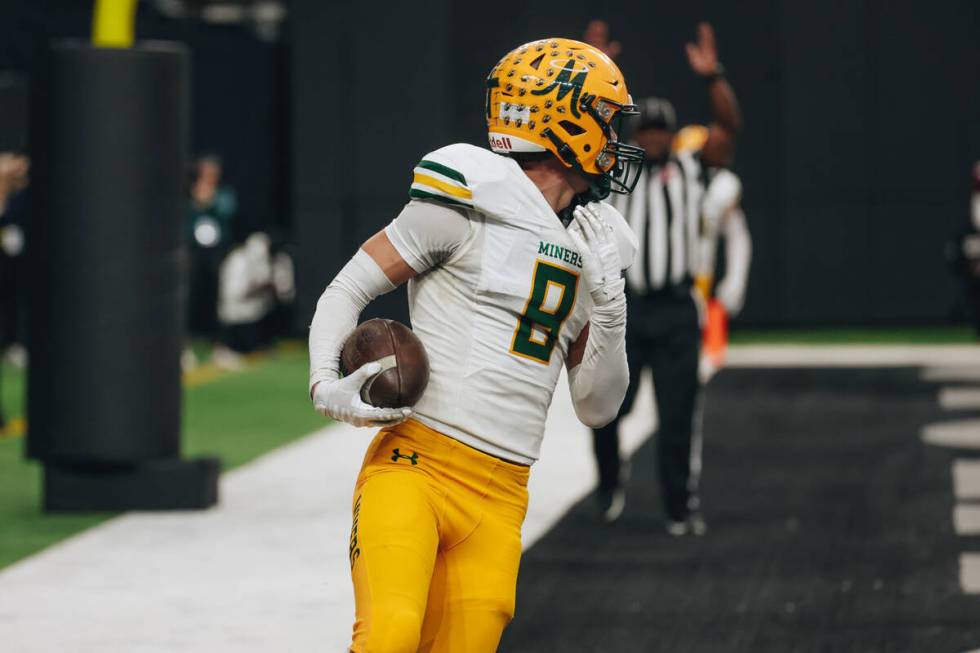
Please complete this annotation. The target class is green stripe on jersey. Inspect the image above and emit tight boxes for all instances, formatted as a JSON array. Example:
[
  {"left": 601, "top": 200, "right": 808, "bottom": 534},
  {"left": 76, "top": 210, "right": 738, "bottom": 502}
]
[
  {"left": 409, "top": 188, "right": 472, "bottom": 208},
  {"left": 418, "top": 160, "right": 467, "bottom": 185}
]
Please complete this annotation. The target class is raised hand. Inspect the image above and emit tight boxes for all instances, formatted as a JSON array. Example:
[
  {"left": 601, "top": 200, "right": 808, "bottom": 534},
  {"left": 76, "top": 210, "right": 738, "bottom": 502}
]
[
  {"left": 584, "top": 20, "right": 622, "bottom": 61},
  {"left": 685, "top": 22, "right": 720, "bottom": 76}
]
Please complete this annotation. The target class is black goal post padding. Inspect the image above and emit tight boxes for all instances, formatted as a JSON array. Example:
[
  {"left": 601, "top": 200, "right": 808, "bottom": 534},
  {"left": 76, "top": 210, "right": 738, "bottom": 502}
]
[{"left": 27, "top": 41, "right": 219, "bottom": 511}]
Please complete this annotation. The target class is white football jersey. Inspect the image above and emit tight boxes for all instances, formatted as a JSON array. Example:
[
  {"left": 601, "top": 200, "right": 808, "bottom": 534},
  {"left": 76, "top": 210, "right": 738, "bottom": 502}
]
[{"left": 385, "top": 143, "right": 635, "bottom": 465}]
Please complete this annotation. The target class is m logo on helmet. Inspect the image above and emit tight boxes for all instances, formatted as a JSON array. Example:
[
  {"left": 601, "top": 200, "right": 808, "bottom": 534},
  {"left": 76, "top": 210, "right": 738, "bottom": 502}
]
[{"left": 531, "top": 59, "right": 588, "bottom": 118}]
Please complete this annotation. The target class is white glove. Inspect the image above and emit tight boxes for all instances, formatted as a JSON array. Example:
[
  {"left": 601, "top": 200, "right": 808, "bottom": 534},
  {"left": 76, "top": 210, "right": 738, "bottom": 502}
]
[
  {"left": 568, "top": 203, "right": 625, "bottom": 306},
  {"left": 312, "top": 361, "right": 413, "bottom": 428},
  {"left": 715, "top": 276, "right": 745, "bottom": 316}
]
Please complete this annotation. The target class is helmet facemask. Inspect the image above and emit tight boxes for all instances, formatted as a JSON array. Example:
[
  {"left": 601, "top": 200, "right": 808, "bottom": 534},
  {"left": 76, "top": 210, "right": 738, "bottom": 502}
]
[
  {"left": 542, "top": 94, "right": 644, "bottom": 201},
  {"left": 587, "top": 97, "right": 644, "bottom": 197}
]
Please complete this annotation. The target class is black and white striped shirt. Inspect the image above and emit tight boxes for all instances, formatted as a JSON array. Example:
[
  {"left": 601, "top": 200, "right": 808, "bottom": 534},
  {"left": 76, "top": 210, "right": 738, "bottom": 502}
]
[{"left": 612, "top": 151, "right": 706, "bottom": 295}]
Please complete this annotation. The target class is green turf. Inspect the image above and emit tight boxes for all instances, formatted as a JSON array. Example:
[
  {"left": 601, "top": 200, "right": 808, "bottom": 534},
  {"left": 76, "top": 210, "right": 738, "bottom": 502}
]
[
  {"left": 0, "top": 346, "right": 328, "bottom": 570},
  {"left": 730, "top": 325, "right": 975, "bottom": 345},
  {"left": 0, "top": 359, "right": 24, "bottom": 430},
  {"left": 0, "top": 364, "right": 108, "bottom": 571},
  {"left": 182, "top": 348, "right": 327, "bottom": 468}
]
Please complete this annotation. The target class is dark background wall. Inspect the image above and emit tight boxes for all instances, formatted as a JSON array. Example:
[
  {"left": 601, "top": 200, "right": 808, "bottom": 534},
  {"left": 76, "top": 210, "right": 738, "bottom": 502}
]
[
  {"left": 0, "top": 0, "right": 287, "bottom": 237},
  {"left": 290, "top": 0, "right": 450, "bottom": 324},
  {"left": 1, "top": 0, "right": 974, "bottom": 328},
  {"left": 292, "top": 0, "right": 980, "bottom": 327}
]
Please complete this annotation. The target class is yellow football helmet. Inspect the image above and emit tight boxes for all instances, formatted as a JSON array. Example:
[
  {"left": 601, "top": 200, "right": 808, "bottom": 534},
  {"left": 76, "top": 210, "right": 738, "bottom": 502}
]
[
  {"left": 673, "top": 124, "right": 710, "bottom": 154},
  {"left": 486, "top": 38, "right": 643, "bottom": 199}
]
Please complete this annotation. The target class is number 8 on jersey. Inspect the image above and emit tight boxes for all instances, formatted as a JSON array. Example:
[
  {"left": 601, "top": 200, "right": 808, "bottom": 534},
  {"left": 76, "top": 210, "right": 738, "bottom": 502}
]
[{"left": 510, "top": 260, "right": 579, "bottom": 364}]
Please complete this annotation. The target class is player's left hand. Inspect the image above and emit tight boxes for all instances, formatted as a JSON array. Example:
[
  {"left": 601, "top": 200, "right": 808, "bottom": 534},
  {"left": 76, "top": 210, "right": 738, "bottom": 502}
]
[
  {"left": 685, "top": 22, "right": 720, "bottom": 76},
  {"left": 568, "top": 203, "right": 624, "bottom": 306}
]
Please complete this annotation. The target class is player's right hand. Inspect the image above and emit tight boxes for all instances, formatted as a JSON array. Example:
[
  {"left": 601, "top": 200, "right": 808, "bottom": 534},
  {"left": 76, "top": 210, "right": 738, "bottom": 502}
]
[
  {"left": 312, "top": 362, "right": 413, "bottom": 428},
  {"left": 569, "top": 203, "right": 625, "bottom": 307}
]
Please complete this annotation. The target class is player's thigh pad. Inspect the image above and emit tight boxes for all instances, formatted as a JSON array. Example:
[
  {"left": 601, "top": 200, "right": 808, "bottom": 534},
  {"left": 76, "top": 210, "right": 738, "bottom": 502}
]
[
  {"left": 419, "top": 465, "right": 527, "bottom": 652},
  {"left": 350, "top": 467, "right": 441, "bottom": 653}
]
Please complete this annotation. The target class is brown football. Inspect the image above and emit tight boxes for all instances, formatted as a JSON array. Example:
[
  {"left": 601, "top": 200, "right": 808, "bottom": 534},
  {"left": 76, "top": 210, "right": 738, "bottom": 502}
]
[{"left": 340, "top": 318, "right": 430, "bottom": 408}]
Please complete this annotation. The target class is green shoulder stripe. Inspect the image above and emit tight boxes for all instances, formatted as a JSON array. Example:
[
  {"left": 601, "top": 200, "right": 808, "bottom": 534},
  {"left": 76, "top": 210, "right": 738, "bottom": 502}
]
[
  {"left": 418, "top": 159, "right": 467, "bottom": 185},
  {"left": 409, "top": 188, "right": 472, "bottom": 208}
]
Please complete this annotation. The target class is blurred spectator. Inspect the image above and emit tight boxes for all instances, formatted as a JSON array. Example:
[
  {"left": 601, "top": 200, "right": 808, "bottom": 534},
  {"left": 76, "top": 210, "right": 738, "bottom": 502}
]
[
  {"left": 947, "top": 161, "right": 980, "bottom": 335},
  {"left": 0, "top": 152, "right": 28, "bottom": 362},
  {"left": 185, "top": 153, "right": 237, "bottom": 367},
  {"left": 0, "top": 152, "right": 28, "bottom": 432},
  {"left": 0, "top": 154, "right": 28, "bottom": 207},
  {"left": 189, "top": 154, "right": 237, "bottom": 248},
  {"left": 211, "top": 230, "right": 295, "bottom": 369}
]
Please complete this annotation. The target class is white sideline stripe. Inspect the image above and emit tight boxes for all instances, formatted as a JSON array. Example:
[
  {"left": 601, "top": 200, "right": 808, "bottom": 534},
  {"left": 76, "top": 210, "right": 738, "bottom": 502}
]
[
  {"left": 725, "top": 344, "right": 980, "bottom": 368},
  {"left": 0, "top": 425, "right": 366, "bottom": 652},
  {"left": 954, "top": 505, "right": 980, "bottom": 535},
  {"left": 925, "top": 367, "right": 980, "bottom": 383},
  {"left": 921, "top": 420, "right": 980, "bottom": 450},
  {"left": 940, "top": 387, "right": 980, "bottom": 410},
  {"left": 0, "top": 370, "right": 656, "bottom": 652},
  {"left": 961, "top": 554, "right": 980, "bottom": 594},
  {"left": 954, "top": 460, "right": 980, "bottom": 500}
]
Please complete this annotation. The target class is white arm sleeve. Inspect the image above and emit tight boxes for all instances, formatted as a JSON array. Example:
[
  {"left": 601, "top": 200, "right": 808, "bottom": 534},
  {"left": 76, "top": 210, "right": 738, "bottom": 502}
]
[
  {"left": 716, "top": 207, "right": 752, "bottom": 316},
  {"left": 701, "top": 170, "right": 742, "bottom": 229},
  {"left": 308, "top": 249, "right": 395, "bottom": 395},
  {"left": 308, "top": 200, "right": 469, "bottom": 396},
  {"left": 567, "top": 294, "right": 629, "bottom": 428}
]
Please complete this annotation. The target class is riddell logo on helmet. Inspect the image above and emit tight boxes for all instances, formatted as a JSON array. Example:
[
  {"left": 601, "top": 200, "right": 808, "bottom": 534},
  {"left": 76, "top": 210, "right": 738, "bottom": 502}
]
[{"left": 489, "top": 135, "right": 514, "bottom": 150}]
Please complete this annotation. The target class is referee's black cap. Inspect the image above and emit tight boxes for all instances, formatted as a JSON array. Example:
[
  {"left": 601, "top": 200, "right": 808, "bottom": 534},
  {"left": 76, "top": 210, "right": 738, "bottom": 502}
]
[{"left": 636, "top": 97, "right": 677, "bottom": 132}]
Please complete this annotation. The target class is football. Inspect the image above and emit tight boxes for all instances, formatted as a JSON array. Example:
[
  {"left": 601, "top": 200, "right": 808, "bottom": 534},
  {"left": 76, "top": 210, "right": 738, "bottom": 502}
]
[{"left": 340, "top": 318, "right": 430, "bottom": 409}]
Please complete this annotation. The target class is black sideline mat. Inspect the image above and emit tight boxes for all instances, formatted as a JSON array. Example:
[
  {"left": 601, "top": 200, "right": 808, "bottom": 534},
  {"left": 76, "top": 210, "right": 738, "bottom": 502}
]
[{"left": 502, "top": 368, "right": 980, "bottom": 652}]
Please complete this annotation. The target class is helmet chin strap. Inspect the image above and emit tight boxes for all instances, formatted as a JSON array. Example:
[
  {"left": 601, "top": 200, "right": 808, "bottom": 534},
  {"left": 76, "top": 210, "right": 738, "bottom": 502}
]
[
  {"left": 540, "top": 127, "right": 612, "bottom": 203},
  {"left": 558, "top": 190, "right": 597, "bottom": 226},
  {"left": 558, "top": 184, "right": 611, "bottom": 228},
  {"left": 583, "top": 175, "right": 611, "bottom": 202}
]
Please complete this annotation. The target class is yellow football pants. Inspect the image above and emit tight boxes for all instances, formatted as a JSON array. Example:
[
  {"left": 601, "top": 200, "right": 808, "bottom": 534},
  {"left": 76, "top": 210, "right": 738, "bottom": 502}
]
[{"left": 348, "top": 418, "right": 530, "bottom": 653}]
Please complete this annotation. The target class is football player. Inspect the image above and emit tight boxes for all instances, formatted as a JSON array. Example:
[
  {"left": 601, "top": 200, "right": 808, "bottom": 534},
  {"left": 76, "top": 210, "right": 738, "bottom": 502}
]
[{"left": 309, "top": 39, "right": 641, "bottom": 652}]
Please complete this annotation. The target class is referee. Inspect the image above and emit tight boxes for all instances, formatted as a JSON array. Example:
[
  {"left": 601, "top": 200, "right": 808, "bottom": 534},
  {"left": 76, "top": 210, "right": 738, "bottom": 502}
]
[{"left": 587, "top": 22, "right": 741, "bottom": 533}]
